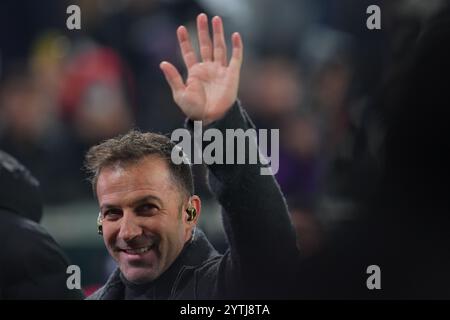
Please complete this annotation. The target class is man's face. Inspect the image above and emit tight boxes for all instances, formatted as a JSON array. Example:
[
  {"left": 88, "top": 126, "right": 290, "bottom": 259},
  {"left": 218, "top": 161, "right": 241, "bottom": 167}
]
[{"left": 96, "top": 155, "right": 192, "bottom": 284}]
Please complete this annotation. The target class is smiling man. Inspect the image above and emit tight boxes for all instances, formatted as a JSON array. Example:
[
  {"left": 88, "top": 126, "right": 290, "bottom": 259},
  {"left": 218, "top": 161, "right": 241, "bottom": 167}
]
[{"left": 86, "top": 13, "right": 298, "bottom": 300}]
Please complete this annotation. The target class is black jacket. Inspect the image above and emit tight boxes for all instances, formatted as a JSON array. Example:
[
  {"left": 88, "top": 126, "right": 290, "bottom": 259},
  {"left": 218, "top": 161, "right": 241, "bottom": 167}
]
[
  {"left": 0, "top": 151, "right": 84, "bottom": 299},
  {"left": 87, "top": 102, "right": 298, "bottom": 300}
]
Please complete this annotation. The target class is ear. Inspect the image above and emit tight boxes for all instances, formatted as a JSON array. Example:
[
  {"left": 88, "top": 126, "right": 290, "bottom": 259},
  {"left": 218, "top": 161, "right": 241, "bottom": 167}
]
[
  {"left": 189, "top": 195, "right": 201, "bottom": 224},
  {"left": 183, "top": 195, "right": 201, "bottom": 242},
  {"left": 97, "top": 212, "right": 103, "bottom": 235}
]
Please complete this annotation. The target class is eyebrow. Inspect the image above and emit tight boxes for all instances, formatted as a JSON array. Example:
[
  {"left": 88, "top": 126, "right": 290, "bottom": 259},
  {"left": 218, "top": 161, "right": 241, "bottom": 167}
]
[{"left": 100, "top": 195, "right": 163, "bottom": 211}]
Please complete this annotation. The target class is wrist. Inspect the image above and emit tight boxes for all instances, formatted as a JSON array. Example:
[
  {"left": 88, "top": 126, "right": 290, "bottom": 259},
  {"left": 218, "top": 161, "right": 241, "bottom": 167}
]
[{"left": 203, "top": 101, "right": 237, "bottom": 126}]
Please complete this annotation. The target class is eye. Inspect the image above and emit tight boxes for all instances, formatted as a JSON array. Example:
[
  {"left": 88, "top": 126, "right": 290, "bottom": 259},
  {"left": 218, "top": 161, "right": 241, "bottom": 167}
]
[
  {"left": 136, "top": 204, "right": 158, "bottom": 215},
  {"left": 103, "top": 208, "right": 122, "bottom": 220}
]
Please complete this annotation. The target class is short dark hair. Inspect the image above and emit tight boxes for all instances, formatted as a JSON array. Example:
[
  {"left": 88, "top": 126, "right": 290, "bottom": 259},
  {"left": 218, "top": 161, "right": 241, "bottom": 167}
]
[{"left": 84, "top": 130, "right": 194, "bottom": 198}]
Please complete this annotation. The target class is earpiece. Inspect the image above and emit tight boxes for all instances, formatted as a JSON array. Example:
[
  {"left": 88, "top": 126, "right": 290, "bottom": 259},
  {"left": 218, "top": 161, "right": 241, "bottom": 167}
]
[
  {"left": 97, "top": 212, "right": 103, "bottom": 235},
  {"left": 186, "top": 206, "right": 197, "bottom": 222}
]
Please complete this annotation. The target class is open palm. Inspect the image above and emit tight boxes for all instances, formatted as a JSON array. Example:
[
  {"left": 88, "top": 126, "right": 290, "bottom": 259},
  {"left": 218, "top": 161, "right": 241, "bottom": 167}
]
[{"left": 160, "top": 14, "right": 243, "bottom": 126}]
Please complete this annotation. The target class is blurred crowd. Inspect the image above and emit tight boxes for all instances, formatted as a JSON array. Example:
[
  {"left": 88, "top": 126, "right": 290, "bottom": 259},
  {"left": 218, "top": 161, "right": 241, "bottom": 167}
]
[{"left": 1, "top": 0, "right": 449, "bottom": 298}]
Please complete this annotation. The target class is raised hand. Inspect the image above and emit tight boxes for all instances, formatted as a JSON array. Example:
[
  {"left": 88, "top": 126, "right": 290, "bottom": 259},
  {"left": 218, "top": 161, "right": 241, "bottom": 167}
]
[{"left": 160, "top": 13, "right": 243, "bottom": 126}]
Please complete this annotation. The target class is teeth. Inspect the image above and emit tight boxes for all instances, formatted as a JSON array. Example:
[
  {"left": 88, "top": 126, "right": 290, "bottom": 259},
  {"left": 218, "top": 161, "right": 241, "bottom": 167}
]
[
  {"left": 125, "top": 245, "right": 153, "bottom": 254},
  {"left": 135, "top": 247, "right": 149, "bottom": 254}
]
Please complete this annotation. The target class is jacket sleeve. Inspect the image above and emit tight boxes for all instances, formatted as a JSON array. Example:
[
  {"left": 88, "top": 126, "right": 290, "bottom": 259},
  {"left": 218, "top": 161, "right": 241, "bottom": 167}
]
[{"left": 186, "top": 101, "right": 298, "bottom": 298}]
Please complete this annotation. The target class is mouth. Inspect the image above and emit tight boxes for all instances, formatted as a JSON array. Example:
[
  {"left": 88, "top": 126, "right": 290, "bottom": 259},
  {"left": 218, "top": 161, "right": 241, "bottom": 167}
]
[{"left": 119, "top": 243, "right": 156, "bottom": 255}]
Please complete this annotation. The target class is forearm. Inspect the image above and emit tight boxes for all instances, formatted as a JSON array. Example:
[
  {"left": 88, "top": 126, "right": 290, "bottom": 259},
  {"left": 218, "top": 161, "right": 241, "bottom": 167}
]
[{"left": 186, "top": 101, "right": 298, "bottom": 292}]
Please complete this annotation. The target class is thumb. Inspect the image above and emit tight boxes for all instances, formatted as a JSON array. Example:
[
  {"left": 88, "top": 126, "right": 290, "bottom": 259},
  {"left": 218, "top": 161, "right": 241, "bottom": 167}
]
[{"left": 160, "top": 61, "right": 185, "bottom": 97}]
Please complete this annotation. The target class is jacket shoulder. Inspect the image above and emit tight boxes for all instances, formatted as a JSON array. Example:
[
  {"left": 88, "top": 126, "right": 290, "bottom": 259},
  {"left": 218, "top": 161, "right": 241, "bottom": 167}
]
[
  {"left": 85, "top": 268, "right": 123, "bottom": 300},
  {"left": 85, "top": 287, "right": 105, "bottom": 300}
]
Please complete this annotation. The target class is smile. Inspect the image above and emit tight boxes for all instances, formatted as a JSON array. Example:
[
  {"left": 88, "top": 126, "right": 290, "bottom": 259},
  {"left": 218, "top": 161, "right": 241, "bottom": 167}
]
[{"left": 120, "top": 244, "right": 155, "bottom": 255}]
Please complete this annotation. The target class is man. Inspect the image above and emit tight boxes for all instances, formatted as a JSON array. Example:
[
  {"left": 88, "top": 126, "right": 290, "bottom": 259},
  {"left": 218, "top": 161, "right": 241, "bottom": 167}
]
[
  {"left": 0, "top": 150, "right": 84, "bottom": 299},
  {"left": 86, "top": 13, "right": 298, "bottom": 299}
]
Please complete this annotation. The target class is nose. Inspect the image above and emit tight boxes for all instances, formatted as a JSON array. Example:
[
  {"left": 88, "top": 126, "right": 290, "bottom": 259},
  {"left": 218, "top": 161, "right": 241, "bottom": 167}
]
[{"left": 118, "top": 212, "right": 142, "bottom": 242}]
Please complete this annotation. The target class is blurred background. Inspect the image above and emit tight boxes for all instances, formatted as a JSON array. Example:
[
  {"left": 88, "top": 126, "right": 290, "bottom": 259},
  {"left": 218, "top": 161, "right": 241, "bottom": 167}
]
[{"left": 1, "top": 0, "right": 449, "bottom": 297}]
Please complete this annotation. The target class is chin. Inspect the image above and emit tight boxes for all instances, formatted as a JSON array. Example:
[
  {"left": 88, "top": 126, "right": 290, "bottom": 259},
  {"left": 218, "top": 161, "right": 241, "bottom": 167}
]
[{"left": 122, "top": 267, "right": 160, "bottom": 284}]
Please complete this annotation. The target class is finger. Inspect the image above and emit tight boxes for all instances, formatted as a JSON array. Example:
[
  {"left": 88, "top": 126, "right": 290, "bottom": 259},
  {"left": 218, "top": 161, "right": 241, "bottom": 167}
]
[
  {"left": 212, "top": 16, "right": 227, "bottom": 66},
  {"left": 229, "top": 32, "right": 243, "bottom": 72},
  {"left": 177, "top": 26, "right": 197, "bottom": 69},
  {"left": 197, "top": 13, "right": 213, "bottom": 62},
  {"left": 160, "top": 61, "right": 185, "bottom": 96}
]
